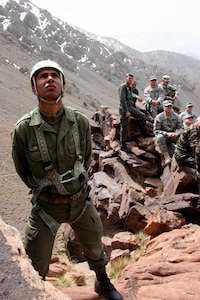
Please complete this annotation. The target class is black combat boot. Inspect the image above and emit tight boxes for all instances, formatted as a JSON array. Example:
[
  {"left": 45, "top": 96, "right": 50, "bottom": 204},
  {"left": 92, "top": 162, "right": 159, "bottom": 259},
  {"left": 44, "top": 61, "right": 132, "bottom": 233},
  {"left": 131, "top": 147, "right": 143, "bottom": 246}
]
[
  {"left": 141, "top": 126, "right": 154, "bottom": 137},
  {"left": 94, "top": 271, "right": 123, "bottom": 300},
  {"left": 121, "top": 142, "right": 131, "bottom": 153}
]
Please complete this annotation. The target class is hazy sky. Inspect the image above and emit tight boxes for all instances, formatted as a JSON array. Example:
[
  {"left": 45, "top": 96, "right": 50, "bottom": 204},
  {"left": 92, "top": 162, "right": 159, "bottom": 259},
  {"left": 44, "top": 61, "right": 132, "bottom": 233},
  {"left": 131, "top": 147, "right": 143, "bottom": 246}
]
[{"left": 30, "top": 0, "right": 199, "bottom": 37}]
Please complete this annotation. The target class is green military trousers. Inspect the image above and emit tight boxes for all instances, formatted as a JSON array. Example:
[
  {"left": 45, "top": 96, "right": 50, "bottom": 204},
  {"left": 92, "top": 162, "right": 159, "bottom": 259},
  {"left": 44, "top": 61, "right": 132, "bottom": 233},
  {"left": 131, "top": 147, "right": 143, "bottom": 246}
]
[
  {"left": 119, "top": 107, "right": 146, "bottom": 143},
  {"left": 24, "top": 186, "right": 108, "bottom": 279}
]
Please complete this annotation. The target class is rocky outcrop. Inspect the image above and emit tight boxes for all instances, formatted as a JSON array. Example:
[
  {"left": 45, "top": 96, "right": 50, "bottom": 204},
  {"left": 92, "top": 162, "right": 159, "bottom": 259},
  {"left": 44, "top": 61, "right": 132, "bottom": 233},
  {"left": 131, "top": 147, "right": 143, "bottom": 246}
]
[
  {"left": 0, "top": 217, "right": 71, "bottom": 300},
  {"left": 65, "top": 106, "right": 200, "bottom": 259},
  {"left": 1, "top": 106, "right": 200, "bottom": 300},
  {"left": 119, "top": 223, "right": 200, "bottom": 300}
]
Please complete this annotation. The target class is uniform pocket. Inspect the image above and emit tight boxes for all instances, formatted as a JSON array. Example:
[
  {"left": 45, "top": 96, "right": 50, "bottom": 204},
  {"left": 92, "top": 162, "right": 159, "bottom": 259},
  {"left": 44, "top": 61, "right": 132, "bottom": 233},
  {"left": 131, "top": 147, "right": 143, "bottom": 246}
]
[{"left": 25, "top": 209, "right": 42, "bottom": 241}]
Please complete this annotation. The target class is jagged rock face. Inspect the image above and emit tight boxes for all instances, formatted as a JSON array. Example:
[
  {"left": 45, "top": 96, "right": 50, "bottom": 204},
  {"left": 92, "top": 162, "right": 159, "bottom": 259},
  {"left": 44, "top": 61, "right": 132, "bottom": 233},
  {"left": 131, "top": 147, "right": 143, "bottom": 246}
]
[
  {"left": 119, "top": 223, "right": 200, "bottom": 300},
  {"left": 0, "top": 218, "right": 70, "bottom": 300},
  {"left": 65, "top": 106, "right": 200, "bottom": 264},
  {"left": 89, "top": 107, "right": 200, "bottom": 232}
]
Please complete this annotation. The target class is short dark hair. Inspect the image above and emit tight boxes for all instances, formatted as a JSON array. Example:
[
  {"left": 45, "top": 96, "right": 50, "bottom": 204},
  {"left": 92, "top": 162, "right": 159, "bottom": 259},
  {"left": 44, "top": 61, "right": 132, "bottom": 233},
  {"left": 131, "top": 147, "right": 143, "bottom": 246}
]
[{"left": 126, "top": 73, "right": 133, "bottom": 78}]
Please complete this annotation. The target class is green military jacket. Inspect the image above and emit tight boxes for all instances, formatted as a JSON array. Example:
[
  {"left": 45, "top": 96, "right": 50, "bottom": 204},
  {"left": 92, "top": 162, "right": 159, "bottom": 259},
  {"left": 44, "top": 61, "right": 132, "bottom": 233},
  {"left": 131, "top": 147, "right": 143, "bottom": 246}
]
[
  {"left": 118, "top": 83, "right": 135, "bottom": 113},
  {"left": 12, "top": 105, "right": 91, "bottom": 195}
]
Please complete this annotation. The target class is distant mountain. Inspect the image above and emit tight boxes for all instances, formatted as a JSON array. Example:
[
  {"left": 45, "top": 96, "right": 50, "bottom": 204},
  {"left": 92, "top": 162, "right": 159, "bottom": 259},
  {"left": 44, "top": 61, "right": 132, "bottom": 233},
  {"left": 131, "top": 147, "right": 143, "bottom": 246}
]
[
  {"left": 76, "top": 27, "right": 200, "bottom": 82},
  {"left": 1, "top": 0, "right": 200, "bottom": 120},
  {"left": 113, "top": 32, "right": 200, "bottom": 61}
]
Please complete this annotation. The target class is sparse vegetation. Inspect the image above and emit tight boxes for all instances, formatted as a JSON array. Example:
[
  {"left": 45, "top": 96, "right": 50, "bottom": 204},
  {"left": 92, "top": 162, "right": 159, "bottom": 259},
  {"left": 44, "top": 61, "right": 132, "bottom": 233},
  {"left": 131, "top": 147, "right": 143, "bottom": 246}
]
[
  {"left": 106, "top": 231, "right": 150, "bottom": 282},
  {"left": 53, "top": 275, "right": 77, "bottom": 287},
  {"left": 106, "top": 256, "right": 132, "bottom": 282}
]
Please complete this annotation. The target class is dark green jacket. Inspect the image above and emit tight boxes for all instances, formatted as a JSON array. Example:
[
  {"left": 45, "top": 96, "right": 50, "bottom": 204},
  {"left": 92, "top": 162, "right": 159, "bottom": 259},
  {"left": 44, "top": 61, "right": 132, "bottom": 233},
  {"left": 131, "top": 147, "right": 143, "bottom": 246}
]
[
  {"left": 12, "top": 106, "right": 91, "bottom": 195},
  {"left": 118, "top": 83, "right": 135, "bottom": 112}
]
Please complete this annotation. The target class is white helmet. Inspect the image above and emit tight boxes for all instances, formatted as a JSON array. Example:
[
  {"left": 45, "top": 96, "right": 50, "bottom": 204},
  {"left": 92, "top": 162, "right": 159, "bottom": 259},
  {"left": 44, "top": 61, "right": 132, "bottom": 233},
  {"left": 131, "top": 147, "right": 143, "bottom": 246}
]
[{"left": 30, "top": 60, "right": 66, "bottom": 88}]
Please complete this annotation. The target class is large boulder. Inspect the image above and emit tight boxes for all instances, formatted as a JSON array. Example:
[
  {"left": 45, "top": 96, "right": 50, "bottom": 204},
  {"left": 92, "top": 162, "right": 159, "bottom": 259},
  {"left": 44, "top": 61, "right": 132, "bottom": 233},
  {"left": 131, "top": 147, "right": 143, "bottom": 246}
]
[{"left": 0, "top": 217, "right": 70, "bottom": 300}]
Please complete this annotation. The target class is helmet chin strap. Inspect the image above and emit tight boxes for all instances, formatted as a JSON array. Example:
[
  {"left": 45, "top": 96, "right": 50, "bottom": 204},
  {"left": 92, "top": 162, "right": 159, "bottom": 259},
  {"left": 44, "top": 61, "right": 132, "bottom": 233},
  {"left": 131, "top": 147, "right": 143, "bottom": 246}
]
[{"left": 36, "top": 93, "right": 63, "bottom": 104}]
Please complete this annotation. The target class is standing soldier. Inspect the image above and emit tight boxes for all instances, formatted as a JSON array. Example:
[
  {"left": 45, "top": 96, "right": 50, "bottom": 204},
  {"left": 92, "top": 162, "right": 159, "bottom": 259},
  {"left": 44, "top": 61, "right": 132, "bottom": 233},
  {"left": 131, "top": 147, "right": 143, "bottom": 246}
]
[{"left": 12, "top": 60, "right": 123, "bottom": 300}]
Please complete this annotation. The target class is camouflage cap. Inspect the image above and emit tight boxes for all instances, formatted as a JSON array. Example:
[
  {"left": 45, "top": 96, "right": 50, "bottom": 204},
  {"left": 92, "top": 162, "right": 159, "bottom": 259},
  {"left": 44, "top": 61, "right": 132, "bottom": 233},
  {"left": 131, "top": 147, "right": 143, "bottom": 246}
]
[
  {"left": 186, "top": 102, "right": 193, "bottom": 107},
  {"left": 162, "top": 75, "right": 170, "bottom": 82},
  {"left": 183, "top": 114, "right": 194, "bottom": 121},
  {"left": 149, "top": 75, "right": 157, "bottom": 81},
  {"left": 163, "top": 100, "right": 173, "bottom": 106}
]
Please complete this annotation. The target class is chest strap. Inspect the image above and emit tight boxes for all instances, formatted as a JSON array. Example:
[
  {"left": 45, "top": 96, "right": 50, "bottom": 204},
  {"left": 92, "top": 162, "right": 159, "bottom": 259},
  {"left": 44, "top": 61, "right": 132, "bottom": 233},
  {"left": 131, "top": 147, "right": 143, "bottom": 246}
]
[{"left": 32, "top": 125, "right": 69, "bottom": 203}]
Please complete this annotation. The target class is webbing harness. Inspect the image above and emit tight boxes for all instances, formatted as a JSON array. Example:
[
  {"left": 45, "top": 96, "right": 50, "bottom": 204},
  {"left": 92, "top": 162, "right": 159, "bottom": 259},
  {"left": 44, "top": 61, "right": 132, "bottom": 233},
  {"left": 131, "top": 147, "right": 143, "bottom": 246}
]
[
  {"left": 32, "top": 107, "right": 84, "bottom": 204},
  {"left": 31, "top": 107, "right": 87, "bottom": 235}
]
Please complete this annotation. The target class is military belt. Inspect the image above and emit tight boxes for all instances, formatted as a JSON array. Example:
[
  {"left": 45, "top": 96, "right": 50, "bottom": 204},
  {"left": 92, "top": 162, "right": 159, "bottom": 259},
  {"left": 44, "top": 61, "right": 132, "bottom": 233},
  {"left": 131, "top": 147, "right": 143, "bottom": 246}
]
[{"left": 38, "top": 187, "right": 84, "bottom": 205}]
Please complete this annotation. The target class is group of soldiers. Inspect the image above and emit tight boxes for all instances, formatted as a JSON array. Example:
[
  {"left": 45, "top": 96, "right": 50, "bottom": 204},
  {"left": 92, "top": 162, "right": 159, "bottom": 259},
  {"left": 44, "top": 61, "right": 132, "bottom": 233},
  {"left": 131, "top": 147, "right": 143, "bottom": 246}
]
[{"left": 118, "top": 73, "right": 200, "bottom": 197}]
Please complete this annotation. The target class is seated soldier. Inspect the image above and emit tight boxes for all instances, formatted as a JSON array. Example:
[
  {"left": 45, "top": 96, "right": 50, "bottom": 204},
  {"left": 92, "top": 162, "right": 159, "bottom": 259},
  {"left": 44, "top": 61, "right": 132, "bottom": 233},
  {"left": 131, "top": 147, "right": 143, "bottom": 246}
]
[
  {"left": 158, "top": 75, "right": 180, "bottom": 113},
  {"left": 144, "top": 75, "right": 164, "bottom": 119},
  {"left": 179, "top": 102, "right": 197, "bottom": 122},
  {"left": 118, "top": 73, "right": 154, "bottom": 153},
  {"left": 174, "top": 116, "right": 200, "bottom": 170},
  {"left": 154, "top": 100, "right": 183, "bottom": 167},
  {"left": 195, "top": 140, "right": 200, "bottom": 208}
]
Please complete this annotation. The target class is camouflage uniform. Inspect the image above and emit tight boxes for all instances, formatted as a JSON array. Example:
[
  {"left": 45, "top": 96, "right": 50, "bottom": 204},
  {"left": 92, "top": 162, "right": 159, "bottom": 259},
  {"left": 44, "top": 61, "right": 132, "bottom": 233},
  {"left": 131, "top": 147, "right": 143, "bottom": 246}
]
[
  {"left": 158, "top": 82, "right": 178, "bottom": 101},
  {"left": 174, "top": 124, "right": 200, "bottom": 168},
  {"left": 12, "top": 106, "right": 107, "bottom": 278},
  {"left": 195, "top": 142, "right": 200, "bottom": 207},
  {"left": 144, "top": 84, "right": 164, "bottom": 118},
  {"left": 154, "top": 110, "right": 183, "bottom": 153},
  {"left": 195, "top": 141, "right": 200, "bottom": 181}
]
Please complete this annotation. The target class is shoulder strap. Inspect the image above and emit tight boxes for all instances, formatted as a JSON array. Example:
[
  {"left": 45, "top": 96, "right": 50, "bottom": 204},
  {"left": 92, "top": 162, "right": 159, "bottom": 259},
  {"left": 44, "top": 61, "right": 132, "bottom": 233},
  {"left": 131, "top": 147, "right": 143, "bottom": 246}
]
[
  {"left": 64, "top": 106, "right": 81, "bottom": 157},
  {"left": 64, "top": 106, "right": 85, "bottom": 178}
]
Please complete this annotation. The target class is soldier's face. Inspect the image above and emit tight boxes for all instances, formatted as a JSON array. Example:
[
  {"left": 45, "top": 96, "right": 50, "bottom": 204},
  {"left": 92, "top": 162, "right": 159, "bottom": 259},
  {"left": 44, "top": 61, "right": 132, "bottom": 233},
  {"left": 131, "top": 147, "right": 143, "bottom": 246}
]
[
  {"left": 33, "top": 68, "right": 62, "bottom": 101},
  {"left": 150, "top": 79, "right": 157, "bottom": 88},
  {"left": 163, "top": 80, "right": 169, "bottom": 86},
  {"left": 126, "top": 76, "right": 133, "bottom": 86},
  {"left": 184, "top": 118, "right": 193, "bottom": 127}
]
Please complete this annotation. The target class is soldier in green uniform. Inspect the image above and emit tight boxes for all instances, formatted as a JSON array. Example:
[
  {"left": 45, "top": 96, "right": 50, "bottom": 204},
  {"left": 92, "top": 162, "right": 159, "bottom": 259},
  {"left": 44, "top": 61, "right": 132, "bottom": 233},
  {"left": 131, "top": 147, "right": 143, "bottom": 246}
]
[
  {"left": 12, "top": 60, "right": 122, "bottom": 300},
  {"left": 118, "top": 73, "right": 153, "bottom": 153}
]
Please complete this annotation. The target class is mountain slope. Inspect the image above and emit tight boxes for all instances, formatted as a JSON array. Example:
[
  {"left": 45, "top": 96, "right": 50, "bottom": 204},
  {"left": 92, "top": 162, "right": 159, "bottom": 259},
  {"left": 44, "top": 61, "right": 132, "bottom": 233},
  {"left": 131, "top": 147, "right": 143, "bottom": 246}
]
[{"left": 0, "top": 0, "right": 200, "bottom": 120}]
